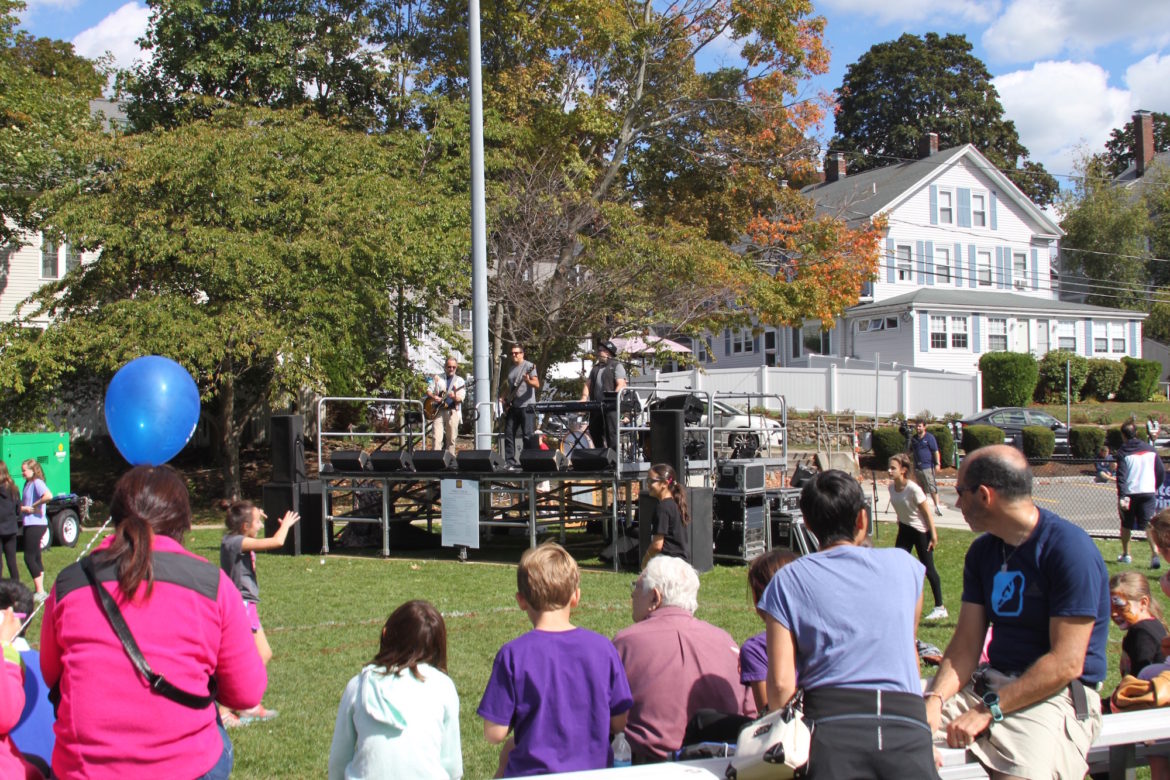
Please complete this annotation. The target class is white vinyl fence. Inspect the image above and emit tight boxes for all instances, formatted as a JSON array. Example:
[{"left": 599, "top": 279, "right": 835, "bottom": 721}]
[{"left": 632, "top": 365, "right": 981, "bottom": 418}]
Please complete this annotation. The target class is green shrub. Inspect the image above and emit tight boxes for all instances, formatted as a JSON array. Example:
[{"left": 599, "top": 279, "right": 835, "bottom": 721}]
[
  {"left": 1117, "top": 356, "right": 1163, "bottom": 402},
  {"left": 979, "top": 352, "right": 1038, "bottom": 407},
  {"left": 1034, "top": 350, "right": 1089, "bottom": 403},
  {"left": 927, "top": 424, "right": 955, "bottom": 468},
  {"left": 1105, "top": 425, "right": 1151, "bottom": 450},
  {"left": 1068, "top": 426, "right": 1106, "bottom": 459},
  {"left": 962, "top": 424, "right": 1004, "bottom": 453},
  {"left": 1021, "top": 425, "right": 1055, "bottom": 460},
  {"left": 872, "top": 426, "right": 908, "bottom": 465},
  {"left": 1082, "top": 359, "right": 1126, "bottom": 401}
]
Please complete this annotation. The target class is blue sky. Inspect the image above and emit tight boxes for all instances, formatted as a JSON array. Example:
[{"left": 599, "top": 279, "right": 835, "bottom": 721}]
[{"left": 17, "top": 0, "right": 1170, "bottom": 191}]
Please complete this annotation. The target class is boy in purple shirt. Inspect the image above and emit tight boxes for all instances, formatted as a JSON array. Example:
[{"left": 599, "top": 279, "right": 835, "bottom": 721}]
[{"left": 478, "top": 542, "right": 633, "bottom": 776}]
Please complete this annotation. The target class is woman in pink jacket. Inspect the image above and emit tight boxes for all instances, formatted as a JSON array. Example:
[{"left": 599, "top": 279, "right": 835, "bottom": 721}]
[{"left": 41, "top": 465, "right": 267, "bottom": 779}]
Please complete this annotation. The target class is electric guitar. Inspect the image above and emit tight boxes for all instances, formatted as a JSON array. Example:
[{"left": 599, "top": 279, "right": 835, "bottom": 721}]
[
  {"left": 501, "top": 362, "right": 536, "bottom": 415},
  {"left": 424, "top": 378, "right": 463, "bottom": 421}
]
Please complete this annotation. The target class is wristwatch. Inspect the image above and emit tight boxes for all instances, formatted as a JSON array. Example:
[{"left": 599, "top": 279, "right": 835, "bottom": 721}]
[{"left": 981, "top": 690, "right": 1004, "bottom": 722}]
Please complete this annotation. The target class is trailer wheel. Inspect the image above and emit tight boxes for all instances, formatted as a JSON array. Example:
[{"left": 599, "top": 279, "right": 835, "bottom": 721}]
[{"left": 51, "top": 509, "right": 80, "bottom": 548}]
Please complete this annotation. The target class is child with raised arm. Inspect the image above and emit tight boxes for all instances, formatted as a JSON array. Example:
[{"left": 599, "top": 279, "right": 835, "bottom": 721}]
[
  {"left": 478, "top": 542, "right": 633, "bottom": 776},
  {"left": 219, "top": 500, "right": 299, "bottom": 726}
]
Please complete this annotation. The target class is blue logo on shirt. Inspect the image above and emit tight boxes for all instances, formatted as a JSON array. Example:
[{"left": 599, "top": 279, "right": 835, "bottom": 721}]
[{"left": 992, "top": 570, "right": 1025, "bottom": 617}]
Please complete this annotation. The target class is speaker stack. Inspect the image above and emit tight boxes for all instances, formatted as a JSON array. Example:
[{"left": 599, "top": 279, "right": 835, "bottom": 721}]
[
  {"left": 713, "top": 459, "right": 767, "bottom": 563},
  {"left": 265, "top": 414, "right": 323, "bottom": 556}
]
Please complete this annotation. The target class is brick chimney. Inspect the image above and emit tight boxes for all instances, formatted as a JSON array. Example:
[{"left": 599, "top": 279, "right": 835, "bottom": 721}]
[
  {"left": 1135, "top": 110, "right": 1155, "bottom": 178},
  {"left": 824, "top": 152, "right": 846, "bottom": 183},
  {"left": 918, "top": 132, "right": 939, "bottom": 159}
]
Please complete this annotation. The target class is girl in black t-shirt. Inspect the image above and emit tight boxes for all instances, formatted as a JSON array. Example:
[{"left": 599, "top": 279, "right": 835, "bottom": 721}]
[
  {"left": 640, "top": 463, "right": 690, "bottom": 569},
  {"left": 1110, "top": 570, "right": 1167, "bottom": 678}
]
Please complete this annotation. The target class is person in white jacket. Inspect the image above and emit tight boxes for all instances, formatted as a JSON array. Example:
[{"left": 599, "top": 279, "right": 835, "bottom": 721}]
[
  {"left": 329, "top": 600, "right": 462, "bottom": 780},
  {"left": 1116, "top": 422, "right": 1167, "bottom": 568}
]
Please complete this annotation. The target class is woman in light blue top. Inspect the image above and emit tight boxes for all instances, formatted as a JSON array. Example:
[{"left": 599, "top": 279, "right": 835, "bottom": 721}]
[
  {"left": 329, "top": 600, "right": 462, "bottom": 780},
  {"left": 19, "top": 460, "right": 51, "bottom": 602}
]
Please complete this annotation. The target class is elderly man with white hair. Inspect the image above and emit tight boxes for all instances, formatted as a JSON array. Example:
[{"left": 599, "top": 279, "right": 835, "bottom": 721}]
[{"left": 612, "top": 555, "right": 751, "bottom": 763}]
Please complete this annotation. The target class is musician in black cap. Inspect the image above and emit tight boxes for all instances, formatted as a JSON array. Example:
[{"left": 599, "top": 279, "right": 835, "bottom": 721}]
[{"left": 579, "top": 340, "right": 627, "bottom": 452}]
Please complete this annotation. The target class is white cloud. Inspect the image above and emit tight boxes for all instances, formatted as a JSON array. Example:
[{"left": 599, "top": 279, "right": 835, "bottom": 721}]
[
  {"left": 984, "top": 0, "right": 1170, "bottom": 63},
  {"left": 816, "top": 0, "right": 1000, "bottom": 26},
  {"left": 1124, "top": 53, "right": 1170, "bottom": 115},
  {"left": 71, "top": 2, "right": 151, "bottom": 73},
  {"left": 993, "top": 60, "right": 1132, "bottom": 177}
]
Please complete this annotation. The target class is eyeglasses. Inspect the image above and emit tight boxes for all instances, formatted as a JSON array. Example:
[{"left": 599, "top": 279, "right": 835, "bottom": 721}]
[
  {"left": 953, "top": 484, "right": 980, "bottom": 497},
  {"left": 511, "top": 350, "right": 523, "bottom": 355},
  {"left": 445, "top": 365, "right": 457, "bottom": 370}
]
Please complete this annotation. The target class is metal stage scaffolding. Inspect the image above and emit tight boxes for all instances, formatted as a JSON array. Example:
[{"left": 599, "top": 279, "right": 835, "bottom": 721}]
[{"left": 314, "top": 393, "right": 788, "bottom": 569}]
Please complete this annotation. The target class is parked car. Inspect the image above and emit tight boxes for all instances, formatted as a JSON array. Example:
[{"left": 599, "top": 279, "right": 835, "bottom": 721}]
[
  {"left": 644, "top": 394, "right": 784, "bottom": 451},
  {"left": 959, "top": 407, "right": 1069, "bottom": 454}
]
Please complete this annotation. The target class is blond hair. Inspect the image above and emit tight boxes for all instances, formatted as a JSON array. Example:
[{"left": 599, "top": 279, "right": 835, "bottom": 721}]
[
  {"left": 517, "top": 542, "right": 579, "bottom": 612},
  {"left": 1110, "top": 570, "right": 1165, "bottom": 622}
]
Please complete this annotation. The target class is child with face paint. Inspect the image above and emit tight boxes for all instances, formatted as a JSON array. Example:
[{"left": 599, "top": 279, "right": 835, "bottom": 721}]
[{"left": 1110, "top": 571, "right": 1167, "bottom": 678}]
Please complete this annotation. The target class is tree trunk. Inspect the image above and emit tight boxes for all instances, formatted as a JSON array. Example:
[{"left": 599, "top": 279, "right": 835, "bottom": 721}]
[{"left": 218, "top": 369, "right": 243, "bottom": 500}]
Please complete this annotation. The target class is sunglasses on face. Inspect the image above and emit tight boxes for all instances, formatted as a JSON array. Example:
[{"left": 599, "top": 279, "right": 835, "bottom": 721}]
[{"left": 954, "top": 484, "right": 980, "bottom": 497}]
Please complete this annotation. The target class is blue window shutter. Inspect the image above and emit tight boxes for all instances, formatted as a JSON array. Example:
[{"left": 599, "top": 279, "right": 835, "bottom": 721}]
[
  {"left": 724, "top": 328, "right": 731, "bottom": 354},
  {"left": 994, "top": 247, "right": 1004, "bottom": 289},
  {"left": 1031, "top": 248, "right": 1039, "bottom": 291},
  {"left": 929, "top": 185, "right": 938, "bottom": 226},
  {"left": 1083, "top": 319, "right": 1093, "bottom": 357},
  {"left": 990, "top": 192, "right": 998, "bottom": 231},
  {"left": 954, "top": 242, "right": 963, "bottom": 287},
  {"left": 754, "top": 333, "right": 761, "bottom": 354},
  {"left": 920, "top": 311, "right": 929, "bottom": 352},
  {"left": 972, "top": 314, "right": 981, "bottom": 353},
  {"left": 886, "top": 239, "right": 895, "bottom": 283},
  {"left": 968, "top": 245, "right": 977, "bottom": 287},
  {"left": 916, "top": 240, "right": 926, "bottom": 284},
  {"left": 957, "top": 188, "right": 972, "bottom": 228},
  {"left": 1130, "top": 321, "right": 1139, "bottom": 356},
  {"left": 925, "top": 241, "right": 935, "bottom": 286},
  {"left": 1003, "top": 246, "right": 1011, "bottom": 289}
]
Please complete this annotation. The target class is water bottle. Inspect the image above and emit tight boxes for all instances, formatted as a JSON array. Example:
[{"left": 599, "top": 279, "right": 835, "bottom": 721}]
[{"left": 612, "top": 731, "right": 632, "bottom": 768}]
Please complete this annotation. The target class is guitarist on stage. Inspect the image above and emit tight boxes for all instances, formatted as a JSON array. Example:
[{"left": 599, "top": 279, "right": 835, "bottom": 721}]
[
  {"left": 499, "top": 343, "right": 540, "bottom": 468},
  {"left": 580, "top": 339, "right": 626, "bottom": 452},
  {"left": 427, "top": 357, "right": 467, "bottom": 456}
]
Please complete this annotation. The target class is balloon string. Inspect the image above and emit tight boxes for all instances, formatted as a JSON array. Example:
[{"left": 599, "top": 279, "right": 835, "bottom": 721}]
[{"left": 21, "top": 502, "right": 113, "bottom": 635}]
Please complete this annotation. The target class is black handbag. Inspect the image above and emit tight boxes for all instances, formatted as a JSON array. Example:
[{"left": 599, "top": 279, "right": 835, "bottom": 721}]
[{"left": 80, "top": 556, "right": 217, "bottom": 709}]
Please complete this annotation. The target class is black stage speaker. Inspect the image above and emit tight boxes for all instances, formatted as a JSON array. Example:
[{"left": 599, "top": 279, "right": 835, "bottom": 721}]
[
  {"left": 457, "top": 449, "right": 505, "bottom": 472},
  {"left": 262, "top": 480, "right": 324, "bottom": 556},
  {"left": 413, "top": 450, "right": 456, "bottom": 472},
  {"left": 330, "top": 450, "right": 368, "bottom": 472},
  {"left": 637, "top": 487, "right": 713, "bottom": 573},
  {"left": 369, "top": 451, "right": 413, "bottom": 473},
  {"left": 271, "top": 414, "right": 306, "bottom": 483},
  {"left": 649, "top": 409, "right": 685, "bottom": 475},
  {"left": 570, "top": 447, "right": 617, "bottom": 472},
  {"left": 520, "top": 449, "right": 566, "bottom": 472},
  {"left": 653, "top": 394, "right": 704, "bottom": 425}
]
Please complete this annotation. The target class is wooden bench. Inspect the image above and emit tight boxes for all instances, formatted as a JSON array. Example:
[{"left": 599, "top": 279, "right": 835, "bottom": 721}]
[{"left": 546, "top": 710, "right": 1170, "bottom": 779}]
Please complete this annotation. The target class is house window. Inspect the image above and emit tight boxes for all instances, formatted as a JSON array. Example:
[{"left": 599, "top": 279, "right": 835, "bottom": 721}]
[
  {"left": 977, "top": 251, "right": 992, "bottom": 286},
  {"left": 972, "top": 194, "right": 987, "bottom": 228},
  {"left": 1094, "top": 322, "right": 1108, "bottom": 353},
  {"left": 1111, "top": 323, "right": 1126, "bottom": 353},
  {"left": 801, "top": 322, "right": 830, "bottom": 355},
  {"left": 41, "top": 238, "right": 59, "bottom": 279},
  {"left": 935, "top": 247, "right": 951, "bottom": 283},
  {"left": 1012, "top": 253, "right": 1027, "bottom": 287},
  {"left": 896, "top": 245, "right": 912, "bottom": 281},
  {"left": 938, "top": 190, "right": 953, "bottom": 224},
  {"left": 950, "top": 316, "right": 968, "bottom": 349},
  {"left": 885, "top": 316, "right": 899, "bottom": 330},
  {"left": 731, "top": 329, "right": 755, "bottom": 354},
  {"left": 930, "top": 316, "right": 947, "bottom": 349},
  {"left": 857, "top": 320, "right": 870, "bottom": 333},
  {"left": 64, "top": 242, "right": 82, "bottom": 273},
  {"left": 1057, "top": 320, "right": 1076, "bottom": 351},
  {"left": 452, "top": 304, "right": 472, "bottom": 330},
  {"left": 987, "top": 318, "right": 1007, "bottom": 351}
]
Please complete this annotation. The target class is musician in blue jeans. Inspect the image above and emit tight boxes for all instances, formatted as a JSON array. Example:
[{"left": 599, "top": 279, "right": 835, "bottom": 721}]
[{"left": 500, "top": 344, "right": 539, "bottom": 468}]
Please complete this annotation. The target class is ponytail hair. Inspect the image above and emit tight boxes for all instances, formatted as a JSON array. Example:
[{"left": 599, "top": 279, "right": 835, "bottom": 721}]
[
  {"left": 649, "top": 463, "right": 689, "bottom": 526},
  {"left": 372, "top": 600, "right": 448, "bottom": 679},
  {"left": 98, "top": 465, "right": 192, "bottom": 600},
  {"left": 20, "top": 459, "right": 44, "bottom": 482},
  {"left": 1111, "top": 570, "right": 1165, "bottom": 623}
]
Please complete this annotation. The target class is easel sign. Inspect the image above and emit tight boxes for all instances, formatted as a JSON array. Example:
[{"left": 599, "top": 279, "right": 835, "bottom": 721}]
[{"left": 441, "top": 478, "right": 480, "bottom": 549}]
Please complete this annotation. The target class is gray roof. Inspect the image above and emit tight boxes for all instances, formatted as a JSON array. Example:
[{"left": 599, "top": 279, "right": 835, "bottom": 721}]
[
  {"left": 846, "top": 288, "right": 1145, "bottom": 319},
  {"left": 1114, "top": 151, "right": 1170, "bottom": 192}
]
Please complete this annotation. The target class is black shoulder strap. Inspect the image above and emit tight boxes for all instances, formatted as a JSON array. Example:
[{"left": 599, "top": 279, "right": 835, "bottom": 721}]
[{"left": 80, "top": 556, "right": 217, "bottom": 709}]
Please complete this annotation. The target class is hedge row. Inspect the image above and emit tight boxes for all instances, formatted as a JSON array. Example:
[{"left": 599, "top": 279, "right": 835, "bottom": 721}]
[{"left": 974, "top": 351, "right": 1161, "bottom": 403}]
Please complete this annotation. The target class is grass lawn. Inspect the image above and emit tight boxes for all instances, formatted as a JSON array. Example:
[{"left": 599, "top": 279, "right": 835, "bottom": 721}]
[{"left": 25, "top": 521, "right": 1161, "bottom": 778}]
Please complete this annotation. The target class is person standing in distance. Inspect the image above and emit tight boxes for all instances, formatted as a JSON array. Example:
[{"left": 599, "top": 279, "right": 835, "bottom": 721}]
[
  {"left": 499, "top": 344, "right": 539, "bottom": 469},
  {"left": 907, "top": 420, "right": 943, "bottom": 516},
  {"left": 580, "top": 340, "right": 626, "bottom": 452},
  {"left": 428, "top": 357, "right": 467, "bottom": 458},
  {"left": 924, "top": 445, "right": 1108, "bottom": 780},
  {"left": 1115, "top": 421, "right": 1165, "bottom": 568}
]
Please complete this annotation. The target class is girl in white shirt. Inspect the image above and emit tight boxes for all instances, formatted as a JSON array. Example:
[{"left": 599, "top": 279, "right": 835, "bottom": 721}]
[{"left": 888, "top": 453, "right": 946, "bottom": 621}]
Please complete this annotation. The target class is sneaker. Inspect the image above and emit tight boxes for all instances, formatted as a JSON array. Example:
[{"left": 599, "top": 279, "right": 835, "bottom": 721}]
[
  {"left": 238, "top": 705, "right": 278, "bottom": 724},
  {"left": 916, "top": 639, "right": 943, "bottom": 665},
  {"left": 1153, "top": 555, "right": 1162, "bottom": 570},
  {"left": 924, "top": 605, "right": 949, "bottom": 621},
  {"left": 935, "top": 505, "right": 944, "bottom": 517},
  {"left": 1118, "top": 554, "right": 1133, "bottom": 564}
]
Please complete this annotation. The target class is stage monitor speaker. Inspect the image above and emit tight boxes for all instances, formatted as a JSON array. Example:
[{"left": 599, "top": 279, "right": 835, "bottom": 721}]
[
  {"left": 413, "top": 450, "right": 456, "bottom": 472},
  {"left": 369, "top": 451, "right": 413, "bottom": 473},
  {"left": 570, "top": 447, "right": 616, "bottom": 472},
  {"left": 262, "top": 480, "right": 324, "bottom": 556},
  {"left": 652, "top": 394, "right": 704, "bottom": 425},
  {"left": 520, "top": 449, "right": 566, "bottom": 472},
  {"left": 649, "top": 409, "right": 685, "bottom": 477},
  {"left": 456, "top": 449, "right": 505, "bottom": 472},
  {"left": 271, "top": 414, "right": 306, "bottom": 483},
  {"left": 330, "top": 450, "right": 368, "bottom": 472},
  {"left": 636, "top": 487, "right": 713, "bottom": 573}
]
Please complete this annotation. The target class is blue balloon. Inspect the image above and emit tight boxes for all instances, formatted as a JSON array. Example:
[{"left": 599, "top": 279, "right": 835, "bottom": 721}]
[{"left": 104, "top": 356, "right": 201, "bottom": 466}]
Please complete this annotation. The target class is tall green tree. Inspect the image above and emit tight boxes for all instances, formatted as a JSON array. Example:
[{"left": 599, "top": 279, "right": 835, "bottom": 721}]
[
  {"left": 0, "top": 0, "right": 103, "bottom": 243},
  {"left": 2, "top": 106, "right": 468, "bottom": 497},
  {"left": 830, "top": 33, "right": 1058, "bottom": 206},
  {"left": 1103, "top": 111, "right": 1170, "bottom": 178}
]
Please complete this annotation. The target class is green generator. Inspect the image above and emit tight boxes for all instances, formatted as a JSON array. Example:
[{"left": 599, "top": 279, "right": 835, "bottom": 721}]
[{"left": 0, "top": 430, "right": 83, "bottom": 548}]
